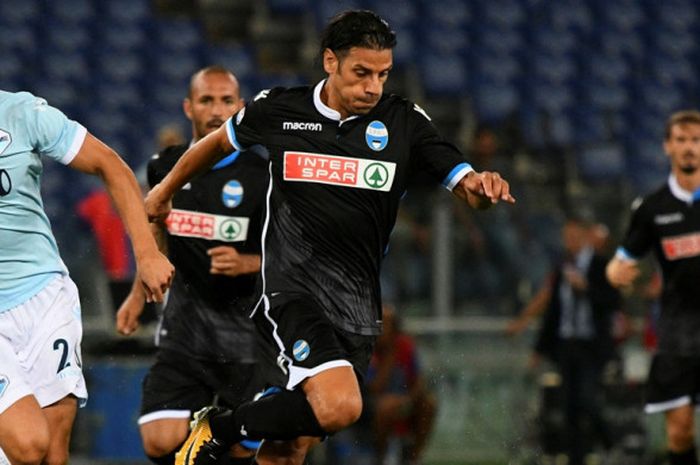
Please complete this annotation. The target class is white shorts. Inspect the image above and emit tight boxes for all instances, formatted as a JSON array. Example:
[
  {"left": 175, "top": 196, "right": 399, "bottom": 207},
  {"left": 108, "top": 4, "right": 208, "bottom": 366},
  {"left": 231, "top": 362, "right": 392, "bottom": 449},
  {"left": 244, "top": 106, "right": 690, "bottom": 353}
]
[{"left": 0, "top": 274, "right": 88, "bottom": 414}]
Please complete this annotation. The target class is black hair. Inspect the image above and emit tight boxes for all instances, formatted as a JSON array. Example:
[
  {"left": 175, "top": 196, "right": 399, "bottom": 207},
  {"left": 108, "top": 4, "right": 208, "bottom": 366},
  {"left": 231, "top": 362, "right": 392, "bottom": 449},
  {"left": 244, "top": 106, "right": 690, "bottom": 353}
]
[{"left": 319, "top": 10, "right": 397, "bottom": 60}]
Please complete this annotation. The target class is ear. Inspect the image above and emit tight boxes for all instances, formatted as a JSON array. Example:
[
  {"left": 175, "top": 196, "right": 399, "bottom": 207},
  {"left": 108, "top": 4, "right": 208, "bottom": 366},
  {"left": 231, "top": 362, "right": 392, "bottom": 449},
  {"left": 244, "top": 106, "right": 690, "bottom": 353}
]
[
  {"left": 663, "top": 139, "right": 671, "bottom": 158},
  {"left": 183, "top": 98, "right": 193, "bottom": 121},
  {"left": 323, "top": 48, "right": 339, "bottom": 75}
]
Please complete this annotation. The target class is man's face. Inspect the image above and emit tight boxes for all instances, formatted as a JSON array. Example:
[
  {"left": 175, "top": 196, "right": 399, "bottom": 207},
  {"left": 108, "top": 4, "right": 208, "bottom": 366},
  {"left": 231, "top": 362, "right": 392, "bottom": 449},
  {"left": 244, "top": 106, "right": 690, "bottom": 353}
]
[
  {"left": 323, "top": 46, "right": 393, "bottom": 118},
  {"left": 184, "top": 72, "right": 243, "bottom": 140},
  {"left": 562, "top": 222, "right": 588, "bottom": 256},
  {"left": 664, "top": 122, "right": 700, "bottom": 175}
]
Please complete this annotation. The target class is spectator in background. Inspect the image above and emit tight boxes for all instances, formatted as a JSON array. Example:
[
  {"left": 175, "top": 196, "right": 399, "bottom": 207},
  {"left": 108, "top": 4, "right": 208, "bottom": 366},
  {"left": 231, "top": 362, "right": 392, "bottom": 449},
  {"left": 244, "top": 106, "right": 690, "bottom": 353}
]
[
  {"left": 156, "top": 123, "right": 186, "bottom": 151},
  {"left": 0, "top": 90, "right": 173, "bottom": 465},
  {"left": 507, "top": 215, "right": 622, "bottom": 465},
  {"left": 366, "top": 305, "right": 436, "bottom": 465}
]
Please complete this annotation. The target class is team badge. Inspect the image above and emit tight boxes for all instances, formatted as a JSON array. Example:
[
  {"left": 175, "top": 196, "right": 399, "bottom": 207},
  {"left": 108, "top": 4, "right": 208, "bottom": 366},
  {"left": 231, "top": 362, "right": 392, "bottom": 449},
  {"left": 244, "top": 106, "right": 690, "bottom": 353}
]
[
  {"left": 292, "top": 340, "right": 310, "bottom": 362},
  {"left": 222, "top": 180, "right": 244, "bottom": 208},
  {"left": 365, "top": 121, "right": 388, "bottom": 151},
  {"left": 0, "top": 129, "right": 11, "bottom": 156},
  {"left": 0, "top": 374, "right": 9, "bottom": 399}
]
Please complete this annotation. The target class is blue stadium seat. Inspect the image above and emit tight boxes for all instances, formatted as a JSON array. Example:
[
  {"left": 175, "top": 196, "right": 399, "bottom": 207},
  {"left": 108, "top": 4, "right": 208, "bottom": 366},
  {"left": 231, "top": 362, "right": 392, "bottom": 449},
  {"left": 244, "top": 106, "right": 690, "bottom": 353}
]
[
  {"left": 101, "top": 23, "right": 148, "bottom": 52},
  {"left": 151, "top": 49, "right": 202, "bottom": 85},
  {"left": 548, "top": 0, "right": 593, "bottom": 33},
  {"left": 43, "top": 0, "right": 95, "bottom": 25},
  {"left": 44, "top": 21, "right": 91, "bottom": 52},
  {"left": 104, "top": 0, "right": 152, "bottom": 24},
  {"left": 30, "top": 79, "right": 82, "bottom": 118},
  {"left": 419, "top": 25, "right": 469, "bottom": 57},
  {"left": 418, "top": 54, "right": 468, "bottom": 97},
  {"left": 649, "top": 53, "right": 694, "bottom": 86},
  {"left": 42, "top": 51, "right": 91, "bottom": 85},
  {"left": 0, "top": 24, "right": 37, "bottom": 54},
  {"left": 154, "top": 18, "right": 204, "bottom": 53},
  {"left": 596, "top": 27, "right": 644, "bottom": 60},
  {"left": 95, "top": 50, "right": 144, "bottom": 84},
  {"left": 576, "top": 143, "right": 625, "bottom": 181},
  {"left": 473, "top": 51, "right": 521, "bottom": 83},
  {"left": 480, "top": 0, "right": 526, "bottom": 28},
  {"left": 472, "top": 81, "right": 519, "bottom": 124},
  {"left": 529, "top": 51, "right": 576, "bottom": 84},
  {"left": 475, "top": 24, "right": 522, "bottom": 55},
  {"left": 420, "top": 0, "right": 471, "bottom": 29},
  {"left": 653, "top": 0, "right": 697, "bottom": 30},
  {"left": 206, "top": 44, "right": 257, "bottom": 82},
  {"left": 0, "top": 0, "right": 40, "bottom": 26},
  {"left": 391, "top": 26, "right": 417, "bottom": 65},
  {"left": 633, "top": 81, "right": 683, "bottom": 115},
  {"left": 650, "top": 27, "right": 695, "bottom": 57},
  {"left": 597, "top": 0, "right": 645, "bottom": 32},
  {"left": 93, "top": 81, "right": 142, "bottom": 111},
  {"left": 312, "top": 0, "right": 365, "bottom": 28},
  {"left": 267, "top": 0, "right": 310, "bottom": 15},
  {"left": 584, "top": 52, "right": 630, "bottom": 84},
  {"left": 529, "top": 27, "right": 577, "bottom": 56},
  {"left": 529, "top": 81, "right": 574, "bottom": 114},
  {"left": 366, "top": 0, "right": 417, "bottom": 27},
  {"left": 581, "top": 81, "right": 629, "bottom": 112}
]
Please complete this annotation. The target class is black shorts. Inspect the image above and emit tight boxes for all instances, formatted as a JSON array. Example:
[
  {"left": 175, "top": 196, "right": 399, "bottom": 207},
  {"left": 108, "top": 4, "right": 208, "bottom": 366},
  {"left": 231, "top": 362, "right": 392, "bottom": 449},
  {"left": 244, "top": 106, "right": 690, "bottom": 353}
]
[
  {"left": 253, "top": 293, "right": 376, "bottom": 390},
  {"left": 139, "top": 349, "right": 261, "bottom": 424},
  {"left": 645, "top": 353, "right": 700, "bottom": 413}
]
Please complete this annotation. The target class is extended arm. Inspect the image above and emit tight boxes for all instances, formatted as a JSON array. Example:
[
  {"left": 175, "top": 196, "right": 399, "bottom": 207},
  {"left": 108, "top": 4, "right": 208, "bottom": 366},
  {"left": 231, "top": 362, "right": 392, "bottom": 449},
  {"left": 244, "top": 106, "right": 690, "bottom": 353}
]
[
  {"left": 452, "top": 171, "right": 515, "bottom": 209},
  {"left": 69, "top": 133, "right": 174, "bottom": 302},
  {"left": 145, "top": 125, "right": 233, "bottom": 222}
]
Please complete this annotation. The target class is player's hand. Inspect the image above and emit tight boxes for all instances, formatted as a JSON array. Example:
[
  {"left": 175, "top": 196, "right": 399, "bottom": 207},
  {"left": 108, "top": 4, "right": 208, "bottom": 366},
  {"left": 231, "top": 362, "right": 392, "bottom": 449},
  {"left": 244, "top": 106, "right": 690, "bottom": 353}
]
[
  {"left": 144, "top": 183, "right": 173, "bottom": 223},
  {"left": 137, "top": 250, "right": 174, "bottom": 303},
  {"left": 606, "top": 258, "right": 639, "bottom": 288},
  {"left": 460, "top": 171, "right": 515, "bottom": 209},
  {"left": 116, "top": 292, "right": 145, "bottom": 336},
  {"left": 208, "top": 246, "right": 260, "bottom": 277}
]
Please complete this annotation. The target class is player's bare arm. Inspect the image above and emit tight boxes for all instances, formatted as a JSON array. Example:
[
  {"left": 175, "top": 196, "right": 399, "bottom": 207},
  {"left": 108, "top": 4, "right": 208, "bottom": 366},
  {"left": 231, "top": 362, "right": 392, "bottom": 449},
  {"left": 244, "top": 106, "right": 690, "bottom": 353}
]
[
  {"left": 68, "top": 133, "right": 174, "bottom": 302},
  {"left": 116, "top": 223, "right": 168, "bottom": 336},
  {"left": 145, "top": 125, "right": 234, "bottom": 223},
  {"left": 605, "top": 257, "right": 640, "bottom": 288},
  {"left": 453, "top": 170, "right": 516, "bottom": 209},
  {"left": 208, "top": 246, "right": 261, "bottom": 277}
]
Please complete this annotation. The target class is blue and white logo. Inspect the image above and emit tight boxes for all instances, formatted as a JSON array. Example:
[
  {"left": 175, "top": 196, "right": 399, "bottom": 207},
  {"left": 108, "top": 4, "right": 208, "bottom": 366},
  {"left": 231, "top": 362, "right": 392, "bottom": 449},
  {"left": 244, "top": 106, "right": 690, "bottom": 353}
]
[
  {"left": 222, "top": 180, "right": 244, "bottom": 208},
  {"left": 0, "top": 374, "right": 8, "bottom": 399},
  {"left": 365, "top": 120, "right": 389, "bottom": 151},
  {"left": 292, "top": 339, "right": 310, "bottom": 362}
]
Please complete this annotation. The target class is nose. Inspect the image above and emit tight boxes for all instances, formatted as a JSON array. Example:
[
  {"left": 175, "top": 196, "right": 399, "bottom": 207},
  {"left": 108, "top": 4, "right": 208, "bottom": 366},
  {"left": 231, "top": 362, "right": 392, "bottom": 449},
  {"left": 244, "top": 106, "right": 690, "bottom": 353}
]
[
  {"left": 366, "top": 75, "right": 382, "bottom": 96},
  {"left": 211, "top": 100, "right": 227, "bottom": 116}
]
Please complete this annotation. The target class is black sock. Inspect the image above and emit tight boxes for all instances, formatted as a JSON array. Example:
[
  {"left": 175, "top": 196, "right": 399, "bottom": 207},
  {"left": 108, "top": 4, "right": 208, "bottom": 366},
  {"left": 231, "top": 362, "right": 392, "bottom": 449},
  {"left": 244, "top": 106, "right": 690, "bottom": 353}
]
[
  {"left": 210, "top": 389, "right": 326, "bottom": 444},
  {"left": 147, "top": 451, "right": 176, "bottom": 465},
  {"left": 669, "top": 446, "right": 699, "bottom": 465}
]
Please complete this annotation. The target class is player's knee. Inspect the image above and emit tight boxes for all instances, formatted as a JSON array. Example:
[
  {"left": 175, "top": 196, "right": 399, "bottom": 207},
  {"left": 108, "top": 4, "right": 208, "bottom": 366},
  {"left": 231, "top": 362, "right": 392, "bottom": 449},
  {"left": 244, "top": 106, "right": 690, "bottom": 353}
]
[
  {"left": 668, "top": 420, "right": 695, "bottom": 450},
  {"left": 7, "top": 433, "right": 49, "bottom": 465},
  {"left": 43, "top": 447, "right": 69, "bottom": 465},
  {"left": 142, "top": 435, "right": 180, "bottom": 458},
  {"left": 314, "top": 391, "right": 363, "bottom": 432}
]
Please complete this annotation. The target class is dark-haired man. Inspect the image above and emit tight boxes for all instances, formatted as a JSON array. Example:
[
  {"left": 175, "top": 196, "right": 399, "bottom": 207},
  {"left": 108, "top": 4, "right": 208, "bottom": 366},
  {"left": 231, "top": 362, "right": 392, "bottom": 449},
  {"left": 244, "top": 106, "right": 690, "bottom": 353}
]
[
  {"left": 146, "top": 10, "right": 514, "bottom": 465},
  {"left": 116, "top": 66, "right": 267, "bottom": 465},
  {"left": 607, "top": 110, "right": 700, "bottom": 465}
]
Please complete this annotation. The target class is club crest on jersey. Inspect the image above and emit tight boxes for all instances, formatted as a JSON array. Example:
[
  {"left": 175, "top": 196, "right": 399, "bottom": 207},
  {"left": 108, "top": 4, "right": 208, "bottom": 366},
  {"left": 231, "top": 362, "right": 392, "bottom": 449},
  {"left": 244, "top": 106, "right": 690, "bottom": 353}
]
[
  {"left": 365, "top": 121, "right": 388, "bottom": 151},
  {"left": 284, "top": 151, "right": 396, "bottom": 192},
  {"left": 0, "top": 129, "right": 11, "bottom": 156},
  {"left": 292, "top": 340, "right": 310, "bottom": 362},
  {"left": 222, "top": 180, "right": 244, "bottom": 208},
  {"left": 0, "top": 374, "right": 8, "bottom": 399}
]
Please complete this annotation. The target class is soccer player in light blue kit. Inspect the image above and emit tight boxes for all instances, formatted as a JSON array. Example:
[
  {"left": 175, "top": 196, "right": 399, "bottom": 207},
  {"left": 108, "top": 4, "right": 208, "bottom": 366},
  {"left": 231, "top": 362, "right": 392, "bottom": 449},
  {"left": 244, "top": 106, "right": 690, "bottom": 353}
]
[{"left": 0, "top": 90, "right": 174, "bottom": 465}]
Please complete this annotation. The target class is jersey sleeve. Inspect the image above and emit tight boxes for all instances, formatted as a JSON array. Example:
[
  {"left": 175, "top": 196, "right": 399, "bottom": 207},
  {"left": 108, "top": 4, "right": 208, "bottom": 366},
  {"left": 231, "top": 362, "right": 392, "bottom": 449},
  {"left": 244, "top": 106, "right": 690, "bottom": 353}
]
[
  {"left": 408, "top": 103, "right": 473, "bottom": 191},
  {"left": 20, "top": 93, "right": 87, "bottom": 165},
  {"left": 618, "top": 197, "right": 654, "bottom": 260},
  {"left": 225, "top": 88, "right": 275, "bottom": 151}
]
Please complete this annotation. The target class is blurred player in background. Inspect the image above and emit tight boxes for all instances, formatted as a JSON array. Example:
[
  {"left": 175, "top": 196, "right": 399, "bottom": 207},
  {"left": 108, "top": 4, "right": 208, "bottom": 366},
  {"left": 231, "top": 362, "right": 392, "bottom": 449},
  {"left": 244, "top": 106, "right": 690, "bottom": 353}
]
[
  {"left": 146, "top": 10, "right": 514, "bottom": 465},
  {"left": 508, "top": 215, "right": 621, "bottom": 465},
  {"left": 607, "top": 110, "right": 700, "bottom": 465},
  {"left": 0, "top": 90, "right": 173, "bottom": 465},
  {"left": 116, "top": 66, "right": 268, "bottom": 465}
]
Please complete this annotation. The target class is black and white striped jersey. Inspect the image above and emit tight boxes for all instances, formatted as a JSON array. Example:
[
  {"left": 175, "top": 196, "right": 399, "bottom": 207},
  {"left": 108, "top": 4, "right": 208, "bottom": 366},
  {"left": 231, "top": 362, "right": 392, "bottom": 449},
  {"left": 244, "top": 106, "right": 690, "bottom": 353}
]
[{"left": 226, "top": 81, "right": 472, "bottom": 336}]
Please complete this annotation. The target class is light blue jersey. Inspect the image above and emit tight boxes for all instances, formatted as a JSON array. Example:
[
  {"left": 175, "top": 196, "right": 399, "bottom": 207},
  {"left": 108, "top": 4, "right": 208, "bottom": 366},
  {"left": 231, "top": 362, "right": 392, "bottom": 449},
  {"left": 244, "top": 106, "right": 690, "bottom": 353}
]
[{"left": 0, "top": 91, "right": 86, "bottom": 311}]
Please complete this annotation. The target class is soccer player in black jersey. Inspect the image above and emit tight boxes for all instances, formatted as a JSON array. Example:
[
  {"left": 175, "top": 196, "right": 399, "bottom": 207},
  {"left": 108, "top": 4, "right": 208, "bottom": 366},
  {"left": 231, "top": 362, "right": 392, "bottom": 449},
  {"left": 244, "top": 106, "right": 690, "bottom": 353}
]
[
  {"left": 145, "top": 11, "right": 515, "bottom": 465},
  {"left": 607, "top": 110, "right": 700, "bottom": 465},
  {"left": 116, "top": 66, "right": 268, "bottom": 465}
]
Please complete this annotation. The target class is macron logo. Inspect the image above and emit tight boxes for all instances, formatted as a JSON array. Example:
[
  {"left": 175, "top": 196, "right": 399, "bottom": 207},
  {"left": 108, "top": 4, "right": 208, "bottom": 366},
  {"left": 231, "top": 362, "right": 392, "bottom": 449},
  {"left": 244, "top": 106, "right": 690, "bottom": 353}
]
[{"left": 283, "top": 121, "right": 322, "bottom": 132}]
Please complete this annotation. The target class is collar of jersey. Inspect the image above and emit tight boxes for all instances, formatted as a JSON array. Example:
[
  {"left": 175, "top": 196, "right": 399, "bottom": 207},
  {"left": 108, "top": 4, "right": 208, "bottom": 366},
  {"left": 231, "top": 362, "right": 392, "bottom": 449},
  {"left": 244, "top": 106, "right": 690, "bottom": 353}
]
[
  {"left": 313, "top": 80, "right": 360, "bottom": 125},
  {"left": 189, "top": 139, "right": 240, "bottom": 170},
  {"left": 668, "top": 174, "right": 700, "bottom": 204}
]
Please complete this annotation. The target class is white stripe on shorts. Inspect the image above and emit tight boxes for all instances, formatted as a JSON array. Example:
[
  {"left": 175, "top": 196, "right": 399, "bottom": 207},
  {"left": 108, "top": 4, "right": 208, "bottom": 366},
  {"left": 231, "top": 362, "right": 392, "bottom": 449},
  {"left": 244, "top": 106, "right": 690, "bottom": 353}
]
[
  {"left": 138, "top": 409, "right": 191, "bottom": 425},
  {"left": 645, "top": 395, "right": 692, "bottom": 414}
]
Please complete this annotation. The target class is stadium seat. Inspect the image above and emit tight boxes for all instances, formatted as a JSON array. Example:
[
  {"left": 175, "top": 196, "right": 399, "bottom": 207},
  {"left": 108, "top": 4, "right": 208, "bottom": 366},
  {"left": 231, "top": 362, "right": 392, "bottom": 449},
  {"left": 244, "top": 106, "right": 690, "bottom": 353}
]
[
  {"left": 548, "top": 0, "right": 592, "bottom": 33},
  {"left": 529, "top": 27, "right": 577, "bottom": 56},
  {"left": 418, "top": 54, "right": 468, "bottom": 97},
  {"left": 95, "top": 50, "right": 144, "bottom": 84},
  {"left": 480, "top": 0, "right": 526, "bottom": 28},
  {"left": 153, "top": 18, "right": 204, "bottom": 52},
  {"left": 366, "top": 0, "right": 417, "bottom": 28},
  {"left": 419, "top": 25, "right": 470, "bottom": 57},
  {"left": 267, "top": 0, "right": 310, "bottom": 15},
  {"left": 312, "top": 0, "right": 365, "bottom": 28},
  {"left": 529, "top": 51, "right": 576, "bottom": 84},
  {"left": 420, "top": 0, "right": 471, "bottom": 29},
  {"left": 100, "top": 23, "right": 149, "bottom": 52},
  {"left": 104, "top": 0, "right": 152, "bottom": 25},
  {"left": 44, "top": 21, "right": 92, "bottom": 52},
  {"left": 576, "top": 143, "right": 625, "bottom": 181},
  {"left": 206, "top": 44, "right": 257, "bottom": 82},
  {"left": 472, "top": 81, "right": 519, "bottom": 124},
  {"left": 0, "top": 0, "right": 40, "bottom": 26},
  {"left": 42, "top": 52, "right": 91, "bottom": 86},
  {"left": 43, "top": 0, "right": 95, "bottom": 25}
]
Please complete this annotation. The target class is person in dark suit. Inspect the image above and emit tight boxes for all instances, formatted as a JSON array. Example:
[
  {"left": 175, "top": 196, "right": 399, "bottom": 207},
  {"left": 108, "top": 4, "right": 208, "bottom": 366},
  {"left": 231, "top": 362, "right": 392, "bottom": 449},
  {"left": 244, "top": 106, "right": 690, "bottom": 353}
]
[{"left": 507, "top": 215, "right": 622, "bottom": 465}]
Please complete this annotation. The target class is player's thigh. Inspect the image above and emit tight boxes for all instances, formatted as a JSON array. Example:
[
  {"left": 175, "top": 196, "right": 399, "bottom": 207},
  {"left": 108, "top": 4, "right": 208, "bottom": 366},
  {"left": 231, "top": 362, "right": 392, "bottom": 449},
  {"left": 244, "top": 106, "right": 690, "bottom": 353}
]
[
  {"left": 140, "top": 418, "right": 190, "bottom": 455},
  {"left": 42, "top": 395, "right": 78, "bottom": 465},
  {"left": 0, "top": 395, "right": 50, "bottom": 464}
]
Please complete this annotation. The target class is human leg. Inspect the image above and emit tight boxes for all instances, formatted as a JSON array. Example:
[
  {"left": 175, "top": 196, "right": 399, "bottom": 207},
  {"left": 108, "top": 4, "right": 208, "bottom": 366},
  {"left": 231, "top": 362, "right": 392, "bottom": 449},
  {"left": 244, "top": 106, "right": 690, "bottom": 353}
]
[
  {"left": 406, "top": 390, "right": 437, "bottom": 464},
  {"left": 42, "top": 396, "right": 78, "bottom": 465},
  {"left": 0, "top": 395, "right": 49, "bottom": 465},
  {"left": 666, "top": 405, "right": 697, "bottom": 464}
]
